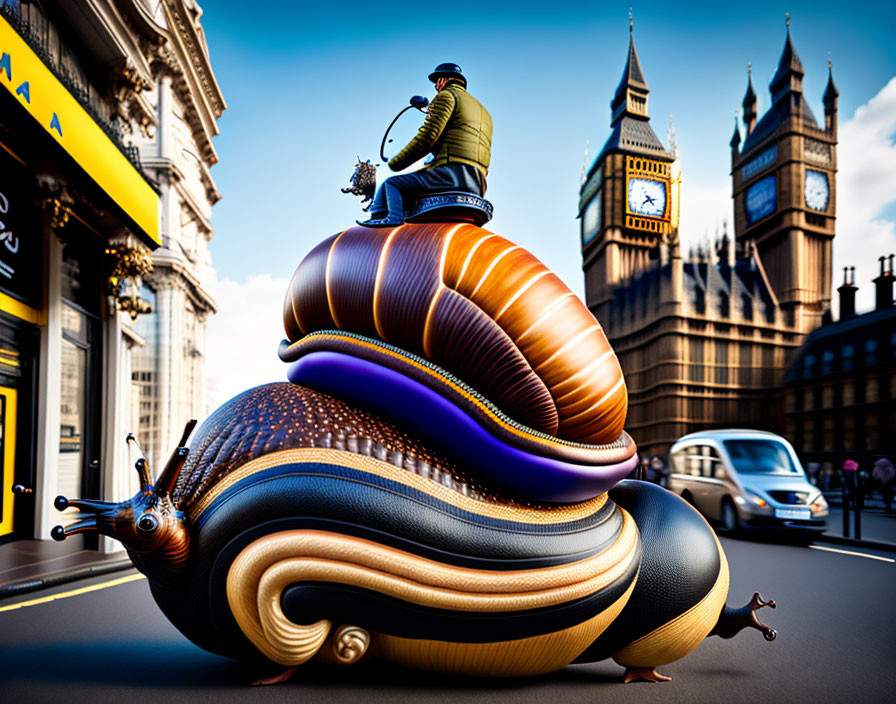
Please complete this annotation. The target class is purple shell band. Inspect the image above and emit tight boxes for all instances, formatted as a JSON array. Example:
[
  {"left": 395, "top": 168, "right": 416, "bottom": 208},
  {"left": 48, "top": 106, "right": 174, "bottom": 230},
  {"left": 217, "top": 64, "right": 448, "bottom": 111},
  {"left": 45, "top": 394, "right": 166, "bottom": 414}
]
[{"left": 286, "top": 351, "right": 638, "bottom": 503}]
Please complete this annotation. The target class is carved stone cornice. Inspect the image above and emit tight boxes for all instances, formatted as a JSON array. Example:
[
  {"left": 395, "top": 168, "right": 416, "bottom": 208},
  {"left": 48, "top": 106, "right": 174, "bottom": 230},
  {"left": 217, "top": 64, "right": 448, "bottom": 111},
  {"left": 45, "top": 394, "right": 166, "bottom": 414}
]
[
  {"left": 147, "top": 20, "right": 219, "bottom": 165},
  {"left": 115, "top": 0, "right": 168, "bottom": 46},
  {"left": 148, "top": 0, "right": 225, "bottom": 165},
  {"left": 165, "top": 0, "right": 225, "bottom": 118}
]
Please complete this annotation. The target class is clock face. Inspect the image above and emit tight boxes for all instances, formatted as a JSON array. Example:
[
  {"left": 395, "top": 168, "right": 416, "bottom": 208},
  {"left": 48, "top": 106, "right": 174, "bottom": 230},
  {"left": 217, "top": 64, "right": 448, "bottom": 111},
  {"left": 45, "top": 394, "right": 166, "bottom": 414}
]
[
  {"left": 805, "top": 169, "right": 830, "bottom": 211},
  {"left": 582, "top": 194, "right": 601, "bottom": 246},
  {"left": 745, "top": 175, "right": 777, "bottom": 224},
  {"left": 628, "top": 178, "right": 666, "bottom": 217}
]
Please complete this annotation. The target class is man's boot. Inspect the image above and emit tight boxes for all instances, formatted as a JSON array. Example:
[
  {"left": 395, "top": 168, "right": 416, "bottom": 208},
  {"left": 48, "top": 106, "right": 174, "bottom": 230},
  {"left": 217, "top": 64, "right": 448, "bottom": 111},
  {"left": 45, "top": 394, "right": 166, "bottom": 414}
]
[{"left": 357, "top": 182, "right": 405, "bottom": 227}]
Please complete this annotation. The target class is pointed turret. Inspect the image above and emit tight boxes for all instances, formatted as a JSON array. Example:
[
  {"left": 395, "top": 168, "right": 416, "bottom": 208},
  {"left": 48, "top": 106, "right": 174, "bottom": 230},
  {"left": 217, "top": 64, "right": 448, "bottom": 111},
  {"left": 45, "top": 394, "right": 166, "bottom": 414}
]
[
  {"left": 823, "top": 59, "right": 839, "bottom": 132},
  {"left": 611, "top": 14, "right": 650, "bottom": 124},
  {"left": 742, "top": 64, "right": 757, "bottom": 134},
  {"left": 730, "top": 115, "right": 742, "bottom": 152},
  {"left": 739, "top": 14, "right": 819, "bottom": 153},
  {"left": 770, "top": 14, "right": 804, "bottom": 103}
]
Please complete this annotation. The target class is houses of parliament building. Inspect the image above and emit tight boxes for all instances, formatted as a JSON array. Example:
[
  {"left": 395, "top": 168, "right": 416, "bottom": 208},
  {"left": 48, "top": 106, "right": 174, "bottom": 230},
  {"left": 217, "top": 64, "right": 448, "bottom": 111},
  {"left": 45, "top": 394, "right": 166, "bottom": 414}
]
[{"left": 579, "top": 19, "right": 847, "bottom": 460}]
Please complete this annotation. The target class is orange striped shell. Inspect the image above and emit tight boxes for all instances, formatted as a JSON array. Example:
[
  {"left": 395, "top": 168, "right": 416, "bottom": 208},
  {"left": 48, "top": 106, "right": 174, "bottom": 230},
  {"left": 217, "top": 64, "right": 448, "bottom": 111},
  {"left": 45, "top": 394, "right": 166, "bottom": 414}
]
[{"left": 283, "top": 223, "right": 627, "bottom": 445}]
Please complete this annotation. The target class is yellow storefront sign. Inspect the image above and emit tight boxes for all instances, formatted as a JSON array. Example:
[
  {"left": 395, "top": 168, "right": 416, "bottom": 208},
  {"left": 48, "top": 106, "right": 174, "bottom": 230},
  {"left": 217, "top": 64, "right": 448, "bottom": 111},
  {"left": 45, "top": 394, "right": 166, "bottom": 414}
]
[{"left": 0, "top": 16, "right": 159, "bottom": 245}]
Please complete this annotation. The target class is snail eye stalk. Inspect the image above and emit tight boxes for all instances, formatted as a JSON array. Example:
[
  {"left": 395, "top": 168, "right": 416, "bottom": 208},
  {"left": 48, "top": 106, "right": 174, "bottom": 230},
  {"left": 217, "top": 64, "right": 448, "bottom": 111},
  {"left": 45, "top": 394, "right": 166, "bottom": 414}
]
[
  {"left": 51, "top": 517, "right": 97, "bottom": 541},
  {"left": 155, "top": 419, "right": 198, "bottom": 497},
  {"left": 54, "top": 495, "right": 115, "bottom": 514},
  {"left": 127, "top": 433, "right": 153, "bottom": 492}
]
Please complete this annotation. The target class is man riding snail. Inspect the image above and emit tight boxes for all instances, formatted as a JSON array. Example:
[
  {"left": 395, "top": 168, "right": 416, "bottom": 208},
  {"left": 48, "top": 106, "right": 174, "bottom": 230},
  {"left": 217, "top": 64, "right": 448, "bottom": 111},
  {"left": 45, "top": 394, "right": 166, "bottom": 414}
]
[{"left": 357, "top": 62, "right": 492, "bottom": 228}]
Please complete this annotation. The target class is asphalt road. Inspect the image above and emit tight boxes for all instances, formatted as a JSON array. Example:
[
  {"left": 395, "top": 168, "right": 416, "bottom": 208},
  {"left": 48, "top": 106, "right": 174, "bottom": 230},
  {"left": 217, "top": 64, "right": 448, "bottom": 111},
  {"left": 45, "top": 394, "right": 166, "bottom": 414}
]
[{"left": 0, "top": 535, "right": 892, "bottom": 704}]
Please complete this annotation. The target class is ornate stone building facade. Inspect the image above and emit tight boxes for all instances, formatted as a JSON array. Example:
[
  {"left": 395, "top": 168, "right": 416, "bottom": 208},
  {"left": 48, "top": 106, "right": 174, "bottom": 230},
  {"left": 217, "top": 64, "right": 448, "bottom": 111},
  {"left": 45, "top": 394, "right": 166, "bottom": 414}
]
[
  {"left": 784, "top": 262, "right": 896, "bottom": 470},
  {"left": 0, "top": 0, "right": 222, "bottom": 551},
  {"left": 126, "top": 0, "right": 224, "bottom": 469},
  {"left": 580, "top": 21, "right": 836, "bottom": 459}
]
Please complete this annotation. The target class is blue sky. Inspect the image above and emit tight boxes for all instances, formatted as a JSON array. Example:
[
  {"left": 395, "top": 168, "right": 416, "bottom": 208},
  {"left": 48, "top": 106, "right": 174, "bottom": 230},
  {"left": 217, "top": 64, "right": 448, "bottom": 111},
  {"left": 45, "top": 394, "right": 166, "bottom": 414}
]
[{"left": 199, "top": 1, "right": 896, "bottom": 406}]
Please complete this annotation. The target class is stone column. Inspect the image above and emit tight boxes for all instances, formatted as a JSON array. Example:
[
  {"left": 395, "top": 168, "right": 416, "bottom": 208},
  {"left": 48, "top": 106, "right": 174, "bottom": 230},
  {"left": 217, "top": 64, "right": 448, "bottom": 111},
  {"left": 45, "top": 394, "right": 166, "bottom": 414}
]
[
  {"left": 158, "top": 73, "right": 173, "bottom": 160},
  {"left": 154, "top": 275, "right": 174, "bottom": 467},
  {"left": 34, "top": 218, "right": 63, "bottom": 540},
  {"left": 99, "top": 310, "right": 128, "bottom": 554}
]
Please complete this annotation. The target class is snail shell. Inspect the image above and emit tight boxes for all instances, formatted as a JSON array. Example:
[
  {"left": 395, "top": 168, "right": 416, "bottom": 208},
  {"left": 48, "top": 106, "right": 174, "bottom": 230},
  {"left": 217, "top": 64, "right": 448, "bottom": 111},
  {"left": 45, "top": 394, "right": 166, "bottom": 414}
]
[
  {"left": 282, "top": 223, "right": 627, "bottom": 445},
  {"left": 54, "top": 226, "right": 772, "bottom": 681}
]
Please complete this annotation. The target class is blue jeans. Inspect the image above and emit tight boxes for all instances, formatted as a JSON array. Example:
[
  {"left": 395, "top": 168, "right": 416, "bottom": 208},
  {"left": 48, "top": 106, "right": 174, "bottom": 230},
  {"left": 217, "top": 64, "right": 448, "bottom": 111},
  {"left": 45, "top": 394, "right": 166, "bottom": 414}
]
[{"left": 369, "top": 163, "right": 485, "bottom": 219}]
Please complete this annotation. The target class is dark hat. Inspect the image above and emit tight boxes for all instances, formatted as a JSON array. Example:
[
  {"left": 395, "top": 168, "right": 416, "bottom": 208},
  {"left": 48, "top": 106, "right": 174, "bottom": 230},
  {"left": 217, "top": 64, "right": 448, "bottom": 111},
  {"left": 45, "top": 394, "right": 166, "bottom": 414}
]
[{"left": 428, "top": 63, "right": 466, "bottom": 85}]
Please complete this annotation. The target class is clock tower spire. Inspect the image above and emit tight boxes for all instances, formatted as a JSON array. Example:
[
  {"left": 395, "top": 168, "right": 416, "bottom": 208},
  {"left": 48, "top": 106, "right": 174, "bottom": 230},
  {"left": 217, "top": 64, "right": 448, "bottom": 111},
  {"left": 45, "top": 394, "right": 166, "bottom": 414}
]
[
  {"left": 730, "top": 16, "right": 837, "bottom": 334},
  {"left": 611, "top": 14, "right": 650, "bottom": 124},
  {"left": 742, "top": 64, "right": 757, "bottom": 135},
  {"left": 580, "top": 18, "right": 675, "bottom": 318},
  {"left": 823, "top": 59, "right": 839, "bottom": 132}
]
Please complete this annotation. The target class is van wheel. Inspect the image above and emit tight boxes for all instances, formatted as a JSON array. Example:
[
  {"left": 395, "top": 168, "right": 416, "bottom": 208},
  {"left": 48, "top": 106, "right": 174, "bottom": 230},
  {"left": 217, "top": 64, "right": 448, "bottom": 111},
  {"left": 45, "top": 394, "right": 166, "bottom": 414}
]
[
  {"left": 721, "top": 499, "right": 739, "bottom": 533},
  {"left": 681, "top": 490, "right": 695, "bottom": 506}
]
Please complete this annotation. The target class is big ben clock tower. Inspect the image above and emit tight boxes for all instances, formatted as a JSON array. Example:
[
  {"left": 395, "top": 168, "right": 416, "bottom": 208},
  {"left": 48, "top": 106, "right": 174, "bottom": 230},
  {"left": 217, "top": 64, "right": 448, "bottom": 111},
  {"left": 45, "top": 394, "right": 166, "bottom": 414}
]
[
  {"left": 731, "top": 16, "right": 837, "bottom": 334},
  {"left": 580, "top": 18, "right": 676, "bottom": 320}
]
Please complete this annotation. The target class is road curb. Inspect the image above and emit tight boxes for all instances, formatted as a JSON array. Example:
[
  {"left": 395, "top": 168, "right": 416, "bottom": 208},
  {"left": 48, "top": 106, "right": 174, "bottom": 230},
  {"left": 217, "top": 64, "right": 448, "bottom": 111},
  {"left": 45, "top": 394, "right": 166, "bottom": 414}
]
[
  {"left": 0, "top": 558, "right": 134, "bottom": 601},
  {"left": 815, "top": 535, "right": 896, "bottom": 554}
]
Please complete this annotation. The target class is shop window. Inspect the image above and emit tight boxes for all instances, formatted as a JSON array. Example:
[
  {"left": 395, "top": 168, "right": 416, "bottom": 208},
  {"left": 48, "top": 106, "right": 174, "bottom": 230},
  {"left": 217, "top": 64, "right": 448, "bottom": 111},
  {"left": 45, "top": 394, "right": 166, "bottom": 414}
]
[
  {"left": 60, "top": 237, "right": 102, "bottom": 315},
  {"left": 58, "top": 302, "right": 99, "bottom": 502}
]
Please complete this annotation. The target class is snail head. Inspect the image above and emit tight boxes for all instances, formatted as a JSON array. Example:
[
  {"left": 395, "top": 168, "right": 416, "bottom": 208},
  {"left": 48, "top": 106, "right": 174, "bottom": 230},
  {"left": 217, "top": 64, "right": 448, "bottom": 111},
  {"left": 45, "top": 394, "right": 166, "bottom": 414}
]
[{"left": 52, "top": 420, "right": 197, "bottom": 585}]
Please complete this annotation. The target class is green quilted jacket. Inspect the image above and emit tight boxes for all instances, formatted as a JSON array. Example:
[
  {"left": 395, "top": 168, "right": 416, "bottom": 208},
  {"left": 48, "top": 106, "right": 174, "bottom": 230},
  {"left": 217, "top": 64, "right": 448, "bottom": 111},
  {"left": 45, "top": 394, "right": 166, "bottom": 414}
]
[{"left": 388, "top": 84, "right": 492, "bottom": 176}]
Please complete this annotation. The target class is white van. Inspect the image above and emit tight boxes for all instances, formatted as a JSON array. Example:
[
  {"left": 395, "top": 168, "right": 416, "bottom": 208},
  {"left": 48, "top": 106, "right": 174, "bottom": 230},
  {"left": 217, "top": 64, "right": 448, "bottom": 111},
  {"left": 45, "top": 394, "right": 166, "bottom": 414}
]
[{"left": 667, "top": 430, "right": 828, "bottom": 532}]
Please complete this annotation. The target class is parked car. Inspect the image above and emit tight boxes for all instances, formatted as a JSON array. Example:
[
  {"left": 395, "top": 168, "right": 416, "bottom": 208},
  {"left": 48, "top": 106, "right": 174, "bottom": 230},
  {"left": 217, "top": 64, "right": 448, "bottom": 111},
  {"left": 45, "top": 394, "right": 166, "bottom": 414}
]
[{"left": 667, "top": 430, "right": 828, "bottom": 533}]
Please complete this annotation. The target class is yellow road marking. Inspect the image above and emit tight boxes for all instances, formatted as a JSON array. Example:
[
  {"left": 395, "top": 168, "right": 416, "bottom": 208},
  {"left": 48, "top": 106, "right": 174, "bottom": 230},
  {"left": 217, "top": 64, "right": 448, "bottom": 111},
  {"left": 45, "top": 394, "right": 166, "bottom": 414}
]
[
  {"left": 0, "top": 573, "right": 145, "bottom": 612},
  {"left": 809, "top": 545, "right": 895, "bottom": 563}
]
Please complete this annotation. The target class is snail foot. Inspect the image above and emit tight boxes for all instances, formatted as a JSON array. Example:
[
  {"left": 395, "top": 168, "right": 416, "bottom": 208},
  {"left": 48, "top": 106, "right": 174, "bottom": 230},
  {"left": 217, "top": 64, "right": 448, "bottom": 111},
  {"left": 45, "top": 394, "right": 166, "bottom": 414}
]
[
  {"left": 711, "top": 591, "right": 777, "bottom": 641},
  {"left": 623, "top": 667, "right": 672, "bottom": 684},
  {"left": 252, "top": 666, "right": 300, "bottom": 686}
]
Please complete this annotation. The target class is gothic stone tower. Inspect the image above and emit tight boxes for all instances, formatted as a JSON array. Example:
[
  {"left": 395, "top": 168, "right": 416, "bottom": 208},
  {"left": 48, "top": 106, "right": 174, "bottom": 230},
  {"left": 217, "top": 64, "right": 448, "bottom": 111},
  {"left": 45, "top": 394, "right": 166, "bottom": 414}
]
[
  {"left": 580, "top": 20, "right": 676, "bottom": 323},
  {"left": 731, "top": 17, "right": 837, "bottom": 334}
]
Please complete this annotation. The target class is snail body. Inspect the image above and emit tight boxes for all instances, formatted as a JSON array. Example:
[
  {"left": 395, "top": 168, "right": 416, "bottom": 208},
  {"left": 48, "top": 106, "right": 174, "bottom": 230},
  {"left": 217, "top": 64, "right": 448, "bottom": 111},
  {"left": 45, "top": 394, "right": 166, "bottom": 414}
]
[{"left": 54, "top": 223, "right": 775, "bottom": 682}]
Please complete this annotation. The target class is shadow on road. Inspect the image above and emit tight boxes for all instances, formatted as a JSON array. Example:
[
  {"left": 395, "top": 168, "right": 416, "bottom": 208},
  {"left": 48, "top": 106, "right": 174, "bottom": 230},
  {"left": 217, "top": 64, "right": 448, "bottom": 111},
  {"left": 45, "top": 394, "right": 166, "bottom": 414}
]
[
  {"left": 0, "top": 640, "right": 628, "bottom": 691},
  {"left": 0, "top": 640, "right": 242, "bottom": 689}
]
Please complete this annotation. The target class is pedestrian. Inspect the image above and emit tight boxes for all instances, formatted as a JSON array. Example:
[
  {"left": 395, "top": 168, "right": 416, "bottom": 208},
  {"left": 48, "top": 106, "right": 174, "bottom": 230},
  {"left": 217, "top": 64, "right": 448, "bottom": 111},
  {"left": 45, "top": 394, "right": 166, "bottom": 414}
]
[
  {"left": 841, "top": 459, "right": 858, "bottom": 501},
  {"left": 650, "top": 456, "right": 667, "bottom": 487},
  {"left": 872, "top": 456, "right": 895, "bottom": 513},
  {"left": 806, "top": 461, "right": 820, "bottom": 487}
]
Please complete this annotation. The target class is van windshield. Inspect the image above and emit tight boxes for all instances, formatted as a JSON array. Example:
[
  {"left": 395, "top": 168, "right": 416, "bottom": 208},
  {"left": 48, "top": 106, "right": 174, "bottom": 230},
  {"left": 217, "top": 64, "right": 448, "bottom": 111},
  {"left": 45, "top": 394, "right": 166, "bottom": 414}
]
[{"left": 722, "top": 439, "right": 800, "bottom": 475}]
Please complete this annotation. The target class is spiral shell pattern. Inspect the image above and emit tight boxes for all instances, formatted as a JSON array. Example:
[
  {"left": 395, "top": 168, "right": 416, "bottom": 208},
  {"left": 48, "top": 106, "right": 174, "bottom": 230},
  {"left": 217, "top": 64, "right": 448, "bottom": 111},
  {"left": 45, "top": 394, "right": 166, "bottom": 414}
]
[{"left": 282, "top": 223, "right": 627, "bottom": 445}]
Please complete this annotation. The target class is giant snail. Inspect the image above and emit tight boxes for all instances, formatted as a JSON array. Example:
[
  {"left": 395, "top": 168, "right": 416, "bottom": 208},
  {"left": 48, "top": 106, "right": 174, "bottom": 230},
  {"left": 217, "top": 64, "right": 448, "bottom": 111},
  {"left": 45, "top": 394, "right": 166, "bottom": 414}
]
[{"left": 54, "top": 222, "right": 776, "bottom": 685}]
